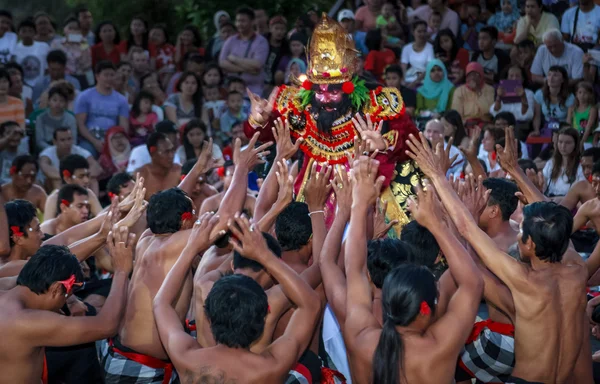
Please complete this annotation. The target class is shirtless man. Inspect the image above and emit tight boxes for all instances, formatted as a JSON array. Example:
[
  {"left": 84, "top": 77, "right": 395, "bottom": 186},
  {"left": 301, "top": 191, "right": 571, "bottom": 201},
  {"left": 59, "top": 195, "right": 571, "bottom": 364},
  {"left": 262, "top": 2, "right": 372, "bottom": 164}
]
[
  {"left": 343, "top": 155, "right": 483, "bottom": 384},
  {"left": 0, "top": 227, "right": 134, "bottom": 384},
  {"left": 479, "top": 178, "right": 519, "bottom": 252},
  {"left": 406, "top": 130, "right": 594, "bottom": 383},
  {"left": 135, "top": 132, "right": 181, "bottom": 201},
  {"left": 101, "top": 136, "right": 270, "bottom": 383},
  {"left": 106, "top": 172, "right": 135, "bottom": 202},
  {"left": 44, "top": 154, "right": 102, "bottom": 219},
  {"left": 561, "top": 148, "right": 600, "bottom": 211},
  {"left": 179, "top": 156, "right": 218, "bottom": 210},
  {"left": 1, "top": 155, "right": 46, "bottom": 213},
  {"left": 153, "top": 213, "right": 321, "bottom": 383},
  {"left": 41, "top": 184, "right": 89, "bottom": 235}
]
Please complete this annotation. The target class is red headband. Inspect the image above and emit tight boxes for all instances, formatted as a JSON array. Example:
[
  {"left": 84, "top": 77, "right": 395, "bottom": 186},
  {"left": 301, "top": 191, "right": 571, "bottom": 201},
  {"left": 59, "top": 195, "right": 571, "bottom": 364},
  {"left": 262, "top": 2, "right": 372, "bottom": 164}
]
[
  {"left": 61, "top": 199, "right": 70, "bottom": 207},
  {"left": 108, "top": 192, "right": 116, "bottom": 199},
  {"left": 149, "top": 146, "right": 157, "bottom": 154},
  {"left": 180, "top": 174, "right": 186, "bottom": 182},
  {"left": 62, "top": 170, "right": 71, "bottom": 179},
  {"left": 181, "top": 212, "right": 193, "bottom": 221},
  {"left": 9, "top": 166, "right": 16, "bottom": 176},
  {"left": 419, "top": 301, "right": 431, "bottom": 316},
  {"left": 58, "top": 274, "right": 83, "bottom": 295},
  {"left": 10, "top": 226, "right": 23, "bottom": 237}
]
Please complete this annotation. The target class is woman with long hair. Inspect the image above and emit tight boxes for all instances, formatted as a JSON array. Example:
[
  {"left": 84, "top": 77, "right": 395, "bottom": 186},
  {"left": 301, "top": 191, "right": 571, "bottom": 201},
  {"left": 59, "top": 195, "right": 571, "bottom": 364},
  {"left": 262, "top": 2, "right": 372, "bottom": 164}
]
[
  {"left": 542, "top": 127, "right": 585, "bottom": 197},
  {"left": 175, "top": 119, "right": 223, "bottom": 164},
  {"left": 433, "top": 29, "right": 469, "bottom": 84},
  {"left": 532, "top": 65, "right": 574, "bottom": 137},
  {"left": 164, "top": 71, "right": 204, "bottom": 126},
  {"left": 119, "top": 16, "right": 154, "bottom": 61},
  {"left": 441, "top": 109, "right": 468, "bottom": 148},
  {"left": 91, "top": 21, "right": 121, "bottom": 68},
  {"left": 175, "top": 24, "right": 204, "bottom": 70},
  {"left": 567, "top": 81, "right": 597, "bottom": 148}
]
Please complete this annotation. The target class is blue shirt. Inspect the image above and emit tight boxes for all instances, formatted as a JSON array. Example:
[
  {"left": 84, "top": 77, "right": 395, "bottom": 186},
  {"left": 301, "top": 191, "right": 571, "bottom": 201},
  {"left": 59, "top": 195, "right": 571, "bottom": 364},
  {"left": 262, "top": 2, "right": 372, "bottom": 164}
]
[
  {"left": 534, "top": 90, "right": 575, "bottom": 122},
  {"left": 74, "top": 87, "right": 129, "bottom": 134},
  {"left": 353, "top": 31, "right": 368, "bottom": 55},
  {"left": 32, "top": 75, "right": 81, "bottom": 107},
  {"left": 460, "top": 22, "right": 484, "bottom": 51}
]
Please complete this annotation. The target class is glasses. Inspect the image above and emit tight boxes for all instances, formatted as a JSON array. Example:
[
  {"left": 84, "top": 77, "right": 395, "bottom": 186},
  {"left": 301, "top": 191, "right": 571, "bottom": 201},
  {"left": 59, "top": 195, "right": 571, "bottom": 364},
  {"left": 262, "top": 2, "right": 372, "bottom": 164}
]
[{"left": 58, "top": 274, "right": 83, "bottom": 295}]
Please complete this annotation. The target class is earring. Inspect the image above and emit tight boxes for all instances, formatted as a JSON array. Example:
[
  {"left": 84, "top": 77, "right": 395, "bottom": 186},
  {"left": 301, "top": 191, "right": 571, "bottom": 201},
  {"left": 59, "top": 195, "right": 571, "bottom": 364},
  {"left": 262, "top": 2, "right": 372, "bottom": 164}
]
[{"left": 64, "top": 294, "right": 68, "bottom": 298}]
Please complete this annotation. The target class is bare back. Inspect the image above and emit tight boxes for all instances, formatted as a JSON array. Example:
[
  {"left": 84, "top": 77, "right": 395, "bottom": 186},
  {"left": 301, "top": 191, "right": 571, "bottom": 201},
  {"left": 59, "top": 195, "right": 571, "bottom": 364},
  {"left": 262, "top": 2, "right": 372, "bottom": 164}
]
[
  {"left": 510, "top": 262, "right": 587, "bottom": 383},
  {"left": 137, "top": 164, "right": 182, "bottom": 201},
  {"left": 119, "top": 232, "right": 192, "bottom": 360}
]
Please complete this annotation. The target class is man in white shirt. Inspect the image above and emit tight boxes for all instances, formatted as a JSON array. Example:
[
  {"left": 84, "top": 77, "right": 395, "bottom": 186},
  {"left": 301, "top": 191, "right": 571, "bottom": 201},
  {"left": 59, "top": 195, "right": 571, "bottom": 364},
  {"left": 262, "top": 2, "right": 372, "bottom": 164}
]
[
  {"left": 0, "top": 10, "right": 17, "bottom": 64},
  {"left": 127, "top": 120, "right": 181, "bottom": 173},
  {"left": 561, "top": 0, "right": 600, "bottom": 49},
  {"left": 12, "top": 19, "right": 50, "bottom": 87},
  {"left": 530, "top": 28, "right": 584, "bottom": 86}
]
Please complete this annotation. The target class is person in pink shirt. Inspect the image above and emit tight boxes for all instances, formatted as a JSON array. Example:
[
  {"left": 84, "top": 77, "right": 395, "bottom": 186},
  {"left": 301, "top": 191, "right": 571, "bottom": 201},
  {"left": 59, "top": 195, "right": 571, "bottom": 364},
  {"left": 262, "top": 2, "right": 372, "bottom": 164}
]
[{"left": 355, "top": 0, "right": 383, "bottom": 31}]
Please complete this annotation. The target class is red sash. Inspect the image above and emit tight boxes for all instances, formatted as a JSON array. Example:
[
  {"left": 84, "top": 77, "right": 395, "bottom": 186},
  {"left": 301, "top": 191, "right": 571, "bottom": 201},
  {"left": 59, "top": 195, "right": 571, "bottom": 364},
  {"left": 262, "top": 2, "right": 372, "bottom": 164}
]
[
  {"left": 321, "top": 366, "right": 346, "bottom": 383},
  {"left": 293, "top": 362, "right": 312, "bottom": 383},
  {"left": 109, "top": 338, "right": 173, "bottom": 384},
  {"left": 42, "top": 355, "right": 48, "bottom": 384},
  {"left": 466, "top": 319, "right": 515, "bottom": 344}
]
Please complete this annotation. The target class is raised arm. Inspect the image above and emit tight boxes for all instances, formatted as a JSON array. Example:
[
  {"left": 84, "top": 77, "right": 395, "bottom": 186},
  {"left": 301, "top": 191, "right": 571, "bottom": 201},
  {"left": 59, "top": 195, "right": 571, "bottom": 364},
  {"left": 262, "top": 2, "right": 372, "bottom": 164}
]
[
  {"left": 459, "top": 126, "right": 487, "bottom": 180},
  {"left": 178, "top": 140, "right": 218, "bottom": 197}
]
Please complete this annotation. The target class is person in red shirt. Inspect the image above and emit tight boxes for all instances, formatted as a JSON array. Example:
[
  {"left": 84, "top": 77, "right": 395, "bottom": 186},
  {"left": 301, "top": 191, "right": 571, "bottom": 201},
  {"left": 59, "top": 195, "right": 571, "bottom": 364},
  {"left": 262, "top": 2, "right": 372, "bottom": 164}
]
[
  {"left": 91, "top": 21, "right": 121, "bottom": 68},
  {"left": 118, "top": 16, "right": 156, "bottom": 62},
  {"left": 149, "top": 23, "right": 175, "bottom": 84},
  {"left": 174, "top": 25, "right": 205, "bottom": 71},
  {"left": 364, "top": 28, "right": 397, "bottom": 83}
]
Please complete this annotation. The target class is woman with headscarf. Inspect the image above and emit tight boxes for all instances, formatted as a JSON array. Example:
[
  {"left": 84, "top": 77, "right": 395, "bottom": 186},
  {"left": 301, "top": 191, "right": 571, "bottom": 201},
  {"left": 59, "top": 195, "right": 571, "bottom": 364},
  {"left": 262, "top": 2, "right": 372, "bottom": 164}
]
[
  {"left": 98, "top": 126, "right": 131, "bottom": 180},
  {"left": 205, "top": 11, "right": 232, "bottom": 62},
  {"left": 284, "top": 58, "right": 307, "bottom": 84},
  {"left": 451, "top": 62, "right": 495, "bottom": 124},
  {"left": 416, "top": 59, "right": 455, "bottom": 116}
]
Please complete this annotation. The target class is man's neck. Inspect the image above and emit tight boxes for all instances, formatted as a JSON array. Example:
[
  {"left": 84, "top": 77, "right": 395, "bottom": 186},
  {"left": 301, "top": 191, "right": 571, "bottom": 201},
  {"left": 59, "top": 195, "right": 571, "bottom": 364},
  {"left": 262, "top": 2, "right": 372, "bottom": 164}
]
[
  {"left": 96, "top": 85, "right": 112, "bottom": 96},
  {"left": 22, "top": 39, "right": 34, "bottom": 46},
  {"left": 150, "top": 161, "right": 172, "bottom": 175},
  {"left": 49, "top": 108, "right": 63, "bottom": 117},
  {"left": 482, "top": 47, "right": 495, "bottom": 58},
  {"left": 55, "top": 215, "right": 75, "bottom": 234},
  {"left": 580, "top": 1, "right": 594, "bottom": 12},
  {"left": 239, "top": 30, "right": 254, "bottom": 40},
  {"left": 281, "top": 250, "right": 310, "bottom": 267},
  {"left": 8, "top": 247, "right": 28, "bottom": 262},
  {"left": 485, "top": 220, "right": 517, "bottom": 243},
  {"left": 270, "top": 37, "right": 282, "bottom": 47}
]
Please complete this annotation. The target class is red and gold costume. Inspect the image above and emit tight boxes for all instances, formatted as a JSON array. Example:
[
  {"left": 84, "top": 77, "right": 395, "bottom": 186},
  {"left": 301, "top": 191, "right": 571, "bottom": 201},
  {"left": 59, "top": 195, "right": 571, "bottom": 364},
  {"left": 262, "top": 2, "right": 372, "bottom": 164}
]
[{"left": 244, "top": 15, "right": 421, "bottom": 232}]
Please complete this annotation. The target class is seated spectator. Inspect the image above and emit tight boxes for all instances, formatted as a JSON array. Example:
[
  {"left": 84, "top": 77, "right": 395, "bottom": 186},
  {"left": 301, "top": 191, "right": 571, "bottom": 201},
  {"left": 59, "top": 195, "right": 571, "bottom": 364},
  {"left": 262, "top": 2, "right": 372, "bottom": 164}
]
[
  {"left": 0, "top": 69, "right": 25, "bottom": 129},
  {"left": 219, "top": 7, "right": 270, "bottom": 96},
  {"left": 542, "top": 127, "right": 585, "bottom": 197},
  {"left": 38, "top": 127, "right": 99, "bottom": 192},
  {"left": 493, "top": 111, "right": 530, "bottom": 158},
  {"left": 203, "top": 85, "right": 225, "bottom": 131},
  {"left": 134, "top": 131, "right": 181, "bottom": 200},
  {"left": 40, "top": 184, "right": 89, "bottom": 235},
  {"left": 205, "top": 11, "right": 234, "bottom": 62},
  {"left": 37, "top": 79, "right": 77, "bottom": 112},
  {"left": 384, "top": 65, "right": 416, "bottom": 116},
  {"left": 75, "top": 61, "right": 129, "bottom": 157},
  {"left": 433, "top": 29, "right": 469, "bottom": 85},
  {"left": 51, "top": 17, "right": 93, "bottom": 89},
  {"left": 338, "top": 9, "right": 368, "bottom": 55},
  {"left": 166, "top": 52, "right": 204, "bottom": 95},
  {"left": 441, "top": 109, "right": 469, "bottom": 148},
  {"left": 4, "top": 63, "right": 33, "bottom": 117},
  {"left": 33, "top": 12, "right": 61, "bottom": 46},
  {"left": 427, "top": 11, "right": 442, "bottom": 42},
  {"left": 478, "top": 125, "right": 505, "bottom": 174},
  {"left": 226, "top": 76, "right": 251, "bottom": 116},
  {"left": 471, "top": 26, "right": 510, "bottom": 84},
  {"left": 0, "top": 10, "right": 17, "bottom": 64},
  {"left": 35, "top": 86, "right": 77, "bottom": 151},
  {"left": 129, "top": 91, "right": 158, "bottom": 147},
  {"left": 460, "top": 3, "right": 485, "bottom": 51},
  {"left": 164, "top": 71, "right": 204, "bottom": 127},
  {"left": 118, "top": 16, "right": 155, "bottom": 62},
  {"left": 410, "top": 0, "right": 460, "bottom": 37},
  {"left": 176, "top": 119, "right": 223, "bottom": 165},
  {"left": 106, "top": 172, "right": 135, "bottom": 202},
  {"left": 0, "top": 155, "right": 46, "bottom": 213},
  {"left": 567, "top": 81, "right": 597, "bottom": 149},
  {"left": 128, "top": 47, "right": 151, "bottom": 94},
  {"left": 416, "top": 59, "right": 455, "bottom": 117},
  {"left": 490, "top": 65, "right": 535, "bottom": 123},
  {"left": 516, "top": 39, "right": 536, "bottom": 83},
  {"left": 377, "top": 2, "right": 403, "bottom": 39},
  {"left": 91, "top": 21, "right": 121, "bottom": 68},
  {"left": 364, "top": 29, "right": 397, "bottom": 83},
  {"left": 487, "top": 0, "right": 520, "bottom": 36},
  {"left": 75, "top": 5, "right": 94, "bottom": 46},
  {"left": 219, "top": 91, "right": 247, "bottom": 143},
  {"left": 530, "top": 29, "right": 584, "bottom": 86},
  {"left": 98, "top": 126, "right": 131, "bottom": 180},
  {"left": 127, "top": 120, "right": 181, "bottom": 173},
  {"left": 451, "top": 62, "right": 495, "bottom": 123},
  {"left": 532, "top": 66, "right": 575, "bottom": 137},
  {"left": 560, "top": 0, "right": 600, "bottom": 52},
  {"left": 0, "top": 121, "right": 28, "bottom": 185},
  {"left": 12, "top": 18, "right": 49, "bottom": 87},
  {"left": 514, "top": 0, "right": 560, "bottom": 45},
  {"left": 274, "top": 33, "right": 308, "bottom": 86},
  {"left": 176, "top": 25, "right": 204, "bottom": 71},
  {"left": 284, "top": 58, "right": 306, "bottom": 84},
  {"left": 149, "top": 23, "right": 175, "bottom": 82},
  {"left": 140, "top": 72, "right": 166, "bottom": 106},
  {"left": 114, "top": 61, "right": 134, "bottom": 102},
  {"left": 423, "top": 119, "right": 464, "bottom": 177},
  {"left": 400, "top": 21, "right": 434, "bottom": 87},
  {"left": 32, "top": 50, "right": 81, "bottom": 107},
  {"left": 44, "top": 154, "right": 102, "bottom": 219}
]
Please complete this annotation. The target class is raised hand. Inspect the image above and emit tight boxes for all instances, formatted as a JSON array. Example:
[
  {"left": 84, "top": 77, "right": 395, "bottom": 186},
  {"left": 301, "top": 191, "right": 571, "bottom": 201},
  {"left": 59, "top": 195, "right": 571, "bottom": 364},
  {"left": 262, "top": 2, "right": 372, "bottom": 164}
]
[
  {"left": 496, "top": 126, "right": 519, "bottom": 174},
  {"left": 275, "top": 160, "right": 294, "bottom": 207},
  {"left": 350, "top": 156, "right": 385, "bottom": 208},
  {"left": 373, "top": 199, "right": 398, "bottom": 239},
  {"left": 352, "top": 113, "right": 387, "bottom": 152},
  {"left": 525, "top": 168, "right": 545, "bottom": 193},
  {"left": 459, "top": 125, "right": 481, "bottom": 159},
  {"left": 304, "top": 161, "right": 333, "bottom": 212},
  {"left": 346, "top": 136, "right": 369, "bottom": 166},
  {"left": 228, "top": 214, "right": 269, "bottom": 262},
  {"left": 460, "top": 174, "right": 491, "bottom": 220},
  {"left": 439, "top": 136, "right": 459, "bottom": 174},
  {"left": 234, "top": 132, "right": 273, "bottom": 169},
  {"left": 99, "top": 198, "right": 121, "bottom": 239},
  {"left": 186, "top": 212, "right": 222, "bottom": 254},
  {"left": 332, "top": 165, "right": 352, "bottom": 215},
  {"left": 272, "top": 117, "right": 302, "bottom": 160},
  {"left": 406, "top": 180, "right": 444, "bottom": 229},
  {"left": 116, "top": 182, "right": 148, "bottom": 229},
  {"left": 405, "top": 132, "right": 446, "bottom": 179},
  {"left": 248, "top": 87, "right": 279, "bottom": 127},
  {"left": 107, "top": 225, "right": 136, "bottom": 275},
  {"left": 195, "top": 139, "right": 218, "bottom": 175},
  {"left": 118, "top": 173, "right": 143, "bottom": 212}
]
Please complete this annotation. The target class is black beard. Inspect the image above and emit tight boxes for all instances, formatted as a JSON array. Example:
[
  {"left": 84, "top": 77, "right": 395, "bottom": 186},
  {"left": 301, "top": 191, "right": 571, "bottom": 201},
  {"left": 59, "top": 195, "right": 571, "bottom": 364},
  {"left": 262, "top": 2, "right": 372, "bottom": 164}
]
[{"left": 311, "top": 96, "right": 353, "bottom": 135}]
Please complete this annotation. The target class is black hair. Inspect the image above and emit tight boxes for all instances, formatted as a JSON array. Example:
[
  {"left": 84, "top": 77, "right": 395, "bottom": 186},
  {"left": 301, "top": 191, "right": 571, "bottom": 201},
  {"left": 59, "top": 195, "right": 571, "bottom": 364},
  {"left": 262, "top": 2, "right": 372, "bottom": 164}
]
[
  {"left": 0, "top": 121, "right": 19, "bottom": 135},
  {"left": 204, "top": 274, "right": 267, "bottom": 348},
  {"left": 16, "top": 245, "right": 83, "bottom": 295},
  {"left": 181, "top": 119, "right": 207, "bottom": 161},
  {"left": 47, "top": 50, "right": 67, "bottom": 66},
  {"left": 233, "top": 232, "right": 281, "bottom": 272},
  {"left": 74, "top": 5, "right": 90, "bottom": 17},
  {"left": 495, "top": 111, "right": 516, "bottom": 127},
  {"left": 126, "top": 16, "right": 149, "bottom": 52},
  {"left": 107, "top": 172, "right": 134, "bottom": 195},
  {"left": 56, "top": 184, "right": 88, "bottom": 214},
  {"left": 150, "top": 23, "right": 169, "bottom": 44},
  {"left": 482, "top": 178, "right": 518, "bottom": 221},
  {"left": 503, "top": 65, "right": 530, "bottom": 90},
  {"left": 434, "top": 29, "right": 459, "bottom": 64},
  {"left": 0, "top": 10, "right": 13, "bottom": 20},
  {"left": 131, "top": 90, "right": 155, "bottom": 118},
  {"left": 146, "top": 131, "right": 167, "bottom": 153},
  {"left": 176, "top": 71, "right": 203, "bottom": 118},
  {"left": 517, "top": 39, "right": 535, "bottom": 50},
  {"left": 227, "top": 76, "right": 246, "bottom": 87},
  {"left": 182, "top": 24, "right": 202, "bottom": 47},
  {"left": 94, "top": 60, "right": 116, "bottom": 75},
  {"left": 220, "top": 21, "right": 236, "bottom": 31},
  {"left": 140, "top": 72, "right": 159, "bottom": 90},
  {"left": 18, "top": 18, "right": 36, "bottom": 32},
  {"left": 48, "top": 85, "right": 68, "bottom": 102},
  {"left": 155, "top": 120, "right": 178, "bottom": 135},
  {"left": 367, "top": 239, "right": 414, "bottom": 289},
  {"left": 385, "top": 64, "right": 403, "bottom": 78},
  {"left": 181, "top": 159, "right": 196, "bottom": 176},
  {"left": 146, "top": 188, "right": 192, "bottom": 234},
  {"left": 202, "top": 62, "right": 224, "bottom": 86},
  {"left": 12, "top": 155, "right": 37, "bottom": 175},
  {"left": 400, "top": 221, "right": 440, "bottom": 270},
  {"left": 116, "top": 61, "right": 132, "bottom": 70},
  {"left": 0, "top": 68, "right": 12, "bottom": 88},
  {"left": 59, "top": 154, "right": 89, "bottom": 183},
  {"left": 521, "top": 202, "right": 572, "bottom": 263},
  {"left": 274, "top": 202, "right": 312, "bottom": 251},
  {"left": 413, "top": 20, "right": 427, "bottom": 31},
  {"left": 52, "top": 126, "right": 71, "bottom": 140},
  {"left": 94, "top": 21, "right": 120, "bottom": 45},
  {"left": 227, "top": 90, "right": 243, "bottom": 100},
  {"left": 182, "top": 52, "right": 204, "bottom": 71},
  {"left": 583, "top": 148, "right": 600, "bottom": 163},
  {"left": 62, "top": 17, "right": 79, "bottom": 29},
  {"left": 236, "top": 6, "right": 256, "bottom": 20},
  {"left": 373, "top": 264, "right": 437, "bottom": 384},
  {"left": 442, "top": 109, "right": 466, "bottom": 145},
  {"left": 5, "top": 199, "right": 37, "bottom": 246},
  {"left": 480, "top": 25, "right": 498, "bottom": 41},
  {"left": 593, "top": 160, "right": 600, "bottom": 176},
  {"left": 4, "top": 62, "right": 24, "bottom": 78},
  {"left": 365, "top": 28, "right": 383, "bottom": 52},
  {"left": 518, "top": 158, "right": 538, "bottom": 173}
]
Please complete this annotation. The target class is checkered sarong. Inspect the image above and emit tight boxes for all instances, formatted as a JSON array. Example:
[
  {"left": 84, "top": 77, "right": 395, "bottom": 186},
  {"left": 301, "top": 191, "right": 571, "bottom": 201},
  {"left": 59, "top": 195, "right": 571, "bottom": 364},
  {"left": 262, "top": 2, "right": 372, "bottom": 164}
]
[
  {"left": 98, "top": 338, "right": 178, "bottom": 384},
  {"left": 285, "top": 363, "right": 311, "bottom": 384},
  {"left": 458, "top": 319, "right": 515, "bottom": 383}
]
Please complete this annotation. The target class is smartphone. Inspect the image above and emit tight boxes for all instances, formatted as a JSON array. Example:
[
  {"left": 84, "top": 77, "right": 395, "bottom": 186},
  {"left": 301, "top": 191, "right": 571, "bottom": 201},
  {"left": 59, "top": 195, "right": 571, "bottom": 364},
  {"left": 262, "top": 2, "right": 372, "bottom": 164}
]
[{"left": 67, "top": 33, "right": 83, "bottom": 43}]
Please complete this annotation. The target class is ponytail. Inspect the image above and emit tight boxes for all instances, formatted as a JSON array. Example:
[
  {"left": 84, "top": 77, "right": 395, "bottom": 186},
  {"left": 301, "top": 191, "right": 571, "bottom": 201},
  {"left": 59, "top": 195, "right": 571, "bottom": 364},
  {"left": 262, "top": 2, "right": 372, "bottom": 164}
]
[{"left": 373, "top": 318, "right": 404, "bottom": 384}]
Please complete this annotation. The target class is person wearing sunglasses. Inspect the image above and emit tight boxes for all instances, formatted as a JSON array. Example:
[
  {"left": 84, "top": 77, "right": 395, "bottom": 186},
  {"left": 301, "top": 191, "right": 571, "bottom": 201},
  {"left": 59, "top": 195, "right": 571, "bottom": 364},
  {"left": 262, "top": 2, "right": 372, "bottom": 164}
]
[{"left": 1, "top": 155, "right": 47, "bottom": 215}]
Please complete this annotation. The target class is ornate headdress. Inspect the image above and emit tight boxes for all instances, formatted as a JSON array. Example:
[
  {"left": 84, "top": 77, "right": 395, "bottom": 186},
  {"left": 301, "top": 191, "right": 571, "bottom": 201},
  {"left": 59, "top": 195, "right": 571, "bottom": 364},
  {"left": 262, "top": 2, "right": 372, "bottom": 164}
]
[{"left": 306, "top": 13, "right": 359, "bottom": 84}]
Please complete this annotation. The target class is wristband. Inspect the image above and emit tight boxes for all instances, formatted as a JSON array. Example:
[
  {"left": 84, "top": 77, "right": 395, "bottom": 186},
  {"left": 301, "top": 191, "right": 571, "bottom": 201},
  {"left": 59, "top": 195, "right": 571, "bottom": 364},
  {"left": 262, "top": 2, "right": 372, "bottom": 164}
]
[{"left": 308, "top": 210, "right": 325, "bottom": 217}]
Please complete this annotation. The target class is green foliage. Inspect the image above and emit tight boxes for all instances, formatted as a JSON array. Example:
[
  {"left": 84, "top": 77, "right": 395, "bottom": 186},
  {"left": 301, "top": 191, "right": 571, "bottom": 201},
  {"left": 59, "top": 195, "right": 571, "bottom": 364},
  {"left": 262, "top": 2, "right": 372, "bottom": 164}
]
[
  {"left": 298, "top": 88, "right": 314, "bottom": 109},
  {"left": 349, "top": 77, "right": 370, "bottom": 111}
]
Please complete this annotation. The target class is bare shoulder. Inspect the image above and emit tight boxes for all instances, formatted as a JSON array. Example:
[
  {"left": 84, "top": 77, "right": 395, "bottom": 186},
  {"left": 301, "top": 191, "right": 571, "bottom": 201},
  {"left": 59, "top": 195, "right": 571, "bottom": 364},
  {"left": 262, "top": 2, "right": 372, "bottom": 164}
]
[
  {"left": 134, "top": 165, "right": 150, "bottom": 176},
  {"left": 40, "top": 218, "right": 56, "bottom": 234}
]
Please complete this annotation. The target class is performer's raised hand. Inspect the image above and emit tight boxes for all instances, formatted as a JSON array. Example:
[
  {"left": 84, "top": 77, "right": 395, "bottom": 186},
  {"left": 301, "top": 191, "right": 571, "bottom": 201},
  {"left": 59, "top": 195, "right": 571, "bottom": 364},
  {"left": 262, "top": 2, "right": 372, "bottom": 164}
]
[
  {"left": 272, "top": 117, "right": 302, "bottom": 160},
  {"left": 248, "top": 87, "right": 279, "bottom": 127},
  {"left": 352, "top": 113, "right": 387, "bottom": 152},
  {"left": 496, "top": 126, "right": 519, "bottom": 175},
  {"left": 373, "top": 199, "right": 398, "bottom": 239},
  {"left": 406, "top": 180, "right": 444, "bottom": 230},
  {"left": 405, "top": 133, "right": 446, "bottom": 179},
  {"left": 350, "top": 156, "right": 385, "bottom": 208},
  {"left": 234, "top": 132, "right": 273, "bottom": 169}
]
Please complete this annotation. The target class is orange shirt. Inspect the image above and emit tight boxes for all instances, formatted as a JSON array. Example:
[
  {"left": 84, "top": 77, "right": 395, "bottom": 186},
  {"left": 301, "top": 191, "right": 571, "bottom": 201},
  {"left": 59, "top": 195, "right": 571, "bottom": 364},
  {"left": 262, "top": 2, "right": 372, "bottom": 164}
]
[{"left": 0, "top": 96, "right": 25, "bottom": 128}]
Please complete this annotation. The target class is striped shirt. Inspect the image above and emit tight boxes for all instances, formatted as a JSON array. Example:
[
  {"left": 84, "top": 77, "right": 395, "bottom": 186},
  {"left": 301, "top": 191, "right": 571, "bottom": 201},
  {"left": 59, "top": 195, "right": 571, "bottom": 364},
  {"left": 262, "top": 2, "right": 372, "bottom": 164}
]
[{"left": 0, "top": 96, "right": 25, "bottom": 128}]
